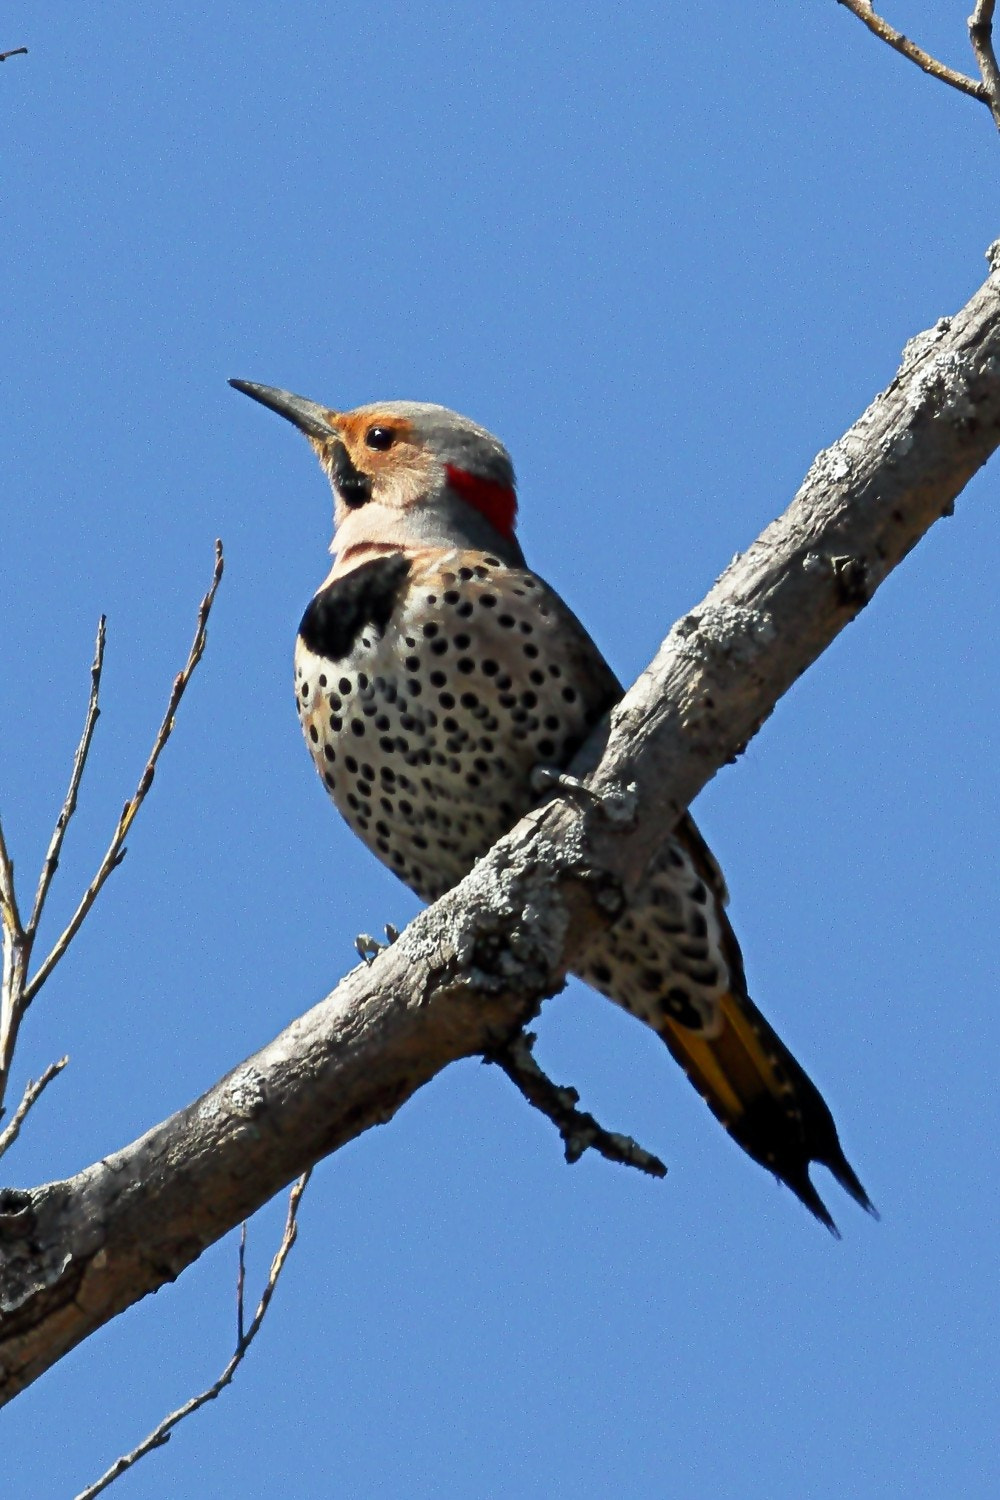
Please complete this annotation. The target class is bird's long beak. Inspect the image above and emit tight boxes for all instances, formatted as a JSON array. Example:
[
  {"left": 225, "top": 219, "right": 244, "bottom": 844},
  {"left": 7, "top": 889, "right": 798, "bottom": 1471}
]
[{"left": 228, "top": 379, "right": 340, "bottom": 442}]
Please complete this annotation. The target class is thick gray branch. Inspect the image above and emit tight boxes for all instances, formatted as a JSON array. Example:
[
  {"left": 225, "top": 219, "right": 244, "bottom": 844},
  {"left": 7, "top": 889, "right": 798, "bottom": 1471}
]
[{"left": 3, "top": 252, "right": 1000, "bottom": 1405}]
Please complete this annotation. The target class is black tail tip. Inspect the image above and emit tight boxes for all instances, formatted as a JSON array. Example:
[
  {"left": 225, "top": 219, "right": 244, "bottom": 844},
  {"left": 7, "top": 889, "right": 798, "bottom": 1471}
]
[
  {"left": 786, "top": 1149, "right": 878, "bottom": 1237},
  {"left": 831, "top": 1153, "right": 879, "bottom": 1221},
  {"left": 787, "top": 1168, "right": 843, "bottom": 1237}
]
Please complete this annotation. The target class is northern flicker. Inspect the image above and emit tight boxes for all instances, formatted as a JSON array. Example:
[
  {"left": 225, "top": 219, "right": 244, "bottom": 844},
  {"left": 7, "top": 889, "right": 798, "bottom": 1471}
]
[{"left": 231, "top": 379, "right": 874, "bottom": 1232}]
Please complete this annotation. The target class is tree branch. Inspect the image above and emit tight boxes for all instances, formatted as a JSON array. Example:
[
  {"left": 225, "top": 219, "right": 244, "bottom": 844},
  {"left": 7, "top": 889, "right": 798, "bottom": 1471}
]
[
  {"left": 25, "top": 619, "right": 106, "bottom": 946},
  {"left": 836, "top": 0, "right": 1000, "bottom": 126},
  {"left": 0, "top": 47, "right": 28, "bottom": 63},
  {"left": 74, "top": 1173, "right": 309, "bottom": 1500},
  {"left": 21, "top": 541, "right": 225, "bottom": 1008},
  {"left": 0, "top": 545, "right": 224, "bottom": 1120},
  {"left": 0, "top": 826, "right": 28, "bottom": 1109},
  {"left": 0, "top": 1060, "right": 67, "bottom": 1165},
  {"left": 2, "top": 250, "right": 1000, "bottom": 1404},
  {"left": 485, "top": 1031, "right": 667, "bottom": 1176},
  {"left": 969, "top": 0, "right": 1000, "bottom": 123}
]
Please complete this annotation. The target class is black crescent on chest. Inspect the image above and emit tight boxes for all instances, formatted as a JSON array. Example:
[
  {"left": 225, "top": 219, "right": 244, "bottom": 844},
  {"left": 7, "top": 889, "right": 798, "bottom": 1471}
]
[{"left": 298, "top": 554, "right": 412, "bottom": 662}]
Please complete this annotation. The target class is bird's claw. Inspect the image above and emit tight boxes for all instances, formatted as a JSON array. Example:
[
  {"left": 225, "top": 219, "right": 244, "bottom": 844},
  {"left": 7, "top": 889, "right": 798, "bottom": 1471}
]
[
  {"left": 355, "top": 933, "right": 382, "bottom": 966},
  {"left": 355, "top": 924, "right": 400, "bottom": 966},
  {"left": 530, "top": 766, "right": 637, "bottom": 826},
  {"left": 530, "top": 765, "right": 593, "bottom": 800}
]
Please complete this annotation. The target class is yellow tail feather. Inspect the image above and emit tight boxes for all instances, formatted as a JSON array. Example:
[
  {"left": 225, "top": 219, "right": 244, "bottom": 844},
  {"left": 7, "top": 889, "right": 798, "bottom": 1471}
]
[{"left": 659, "top": 990, "right": 875, "bottom": 1233}]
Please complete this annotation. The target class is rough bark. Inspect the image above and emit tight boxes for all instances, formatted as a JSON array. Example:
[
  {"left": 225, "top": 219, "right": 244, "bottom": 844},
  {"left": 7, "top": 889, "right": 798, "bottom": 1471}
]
[{"left": 3, "top": 249, "right": 1000, "bottom": 1405}]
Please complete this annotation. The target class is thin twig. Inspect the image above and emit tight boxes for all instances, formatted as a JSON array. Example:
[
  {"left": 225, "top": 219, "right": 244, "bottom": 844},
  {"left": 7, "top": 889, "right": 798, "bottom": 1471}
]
[
  {"left": 0, "top": 818, "right": 28, "bottom": 1097},
  {"left": 26, "top": 618, "right": 106, "bottom": 943},
  {"left": 236, "top": 1221, "right": 247, "bottom": 1346},
  {"left": 485, "top": 1030, "right": 667, "bottom": 1178},
  {"left": 23, "top": 541, "right": 224, "bottom": 1007},
  {"left": 0, "top": 817, "right": 24, "bottom": 942},
  {"left": 74, "top": 1171, "right": 310, "bottom": 1500},
  {"left": 0, "top": 545, "right": 222, "bottom": 1119},
  {"left": 0, "top": 1058, "right": 68, "bottom": 1163},
  {"left": 0, "top": 47, "right": 28, "bottom": 62},
  {"left": 836, "top": 1, "right": 988, "bottom": 103},
  {"left": 969, "top": 0, "right": 1000, "bottom": 124}
]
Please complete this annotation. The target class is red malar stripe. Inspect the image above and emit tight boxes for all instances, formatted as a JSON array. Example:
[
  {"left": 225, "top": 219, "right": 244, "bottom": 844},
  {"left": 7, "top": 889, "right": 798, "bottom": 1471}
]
[{"left": 445, "top": 464, "right": 518, "bottom": 540}]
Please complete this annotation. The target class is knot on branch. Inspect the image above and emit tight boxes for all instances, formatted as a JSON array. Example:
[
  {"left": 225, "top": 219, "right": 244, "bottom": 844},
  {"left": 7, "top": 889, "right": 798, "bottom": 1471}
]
[
  {"left": 0, "top": 1223, "right": 76, "bottom": 1319},
  {"left": 0, "top": 1187, "right": 34, "bottom": 1232},
  {"left": 830, "top": 554, "right": 872, "bottom": 607}
]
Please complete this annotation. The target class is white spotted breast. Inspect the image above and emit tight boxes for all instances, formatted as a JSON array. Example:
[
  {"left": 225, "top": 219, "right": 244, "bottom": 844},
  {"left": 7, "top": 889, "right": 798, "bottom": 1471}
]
[{"left": 294, "top": 547, "right": 620, "bottom": 901}]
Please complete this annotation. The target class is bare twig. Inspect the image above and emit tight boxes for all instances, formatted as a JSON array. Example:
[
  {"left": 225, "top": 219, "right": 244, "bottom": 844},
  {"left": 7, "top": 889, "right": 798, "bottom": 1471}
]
[
  {"left": 1, "top": 623, "right": 102, "bottom": 1098},
  {"left": 22, "top": 541, "right": 224, "bottom": 1007},
  {"left": 969, "top": 0, "right": 1000, "bottom": 123},
  {"left": 0, "top": 818, "right": 24, "bottom": 942},
  {"left": 486, "top": 1030, "right": 667, "bottom": 1178},
  {"left": 74, "top": 1171, "right": 310, "bottom": 1500},
  {"left": 0, "top": 1058, "right": 67, "bottom": 1163},
  {"left": 26, "top": 619, "right": 106, "bottom": 944},
  {"left": 836, "top": 1, "right": 991, "bottom": 108},
  {"left": 0, "top": 819, "right": 28, "bottom": 1099},
  {"left": 0, "top": 545, "right": 223, "bottom": 1119},
  {"left": 236, "top": 1221, "right": 247, "bottom": 1346},
  {"left": 0, "top": 47, "right": 28, "bottom": 62}
]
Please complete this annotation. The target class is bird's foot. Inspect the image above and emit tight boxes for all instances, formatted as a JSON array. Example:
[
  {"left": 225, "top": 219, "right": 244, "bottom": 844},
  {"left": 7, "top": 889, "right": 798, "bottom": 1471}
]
[
  {"left": 530, "top": 765, "right": 596, "bottom": 802},
  {"left": 355, "top": 924, "right": 400, "bottom": 967},
  {"left": 530, "top": 766, "right": 637, "bottom": 826}
]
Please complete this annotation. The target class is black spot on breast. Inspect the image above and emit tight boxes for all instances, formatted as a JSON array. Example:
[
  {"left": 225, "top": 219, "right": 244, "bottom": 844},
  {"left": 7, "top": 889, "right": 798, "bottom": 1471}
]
[{"left": 298, "top": 554, "right": 412, "bottom": 662}]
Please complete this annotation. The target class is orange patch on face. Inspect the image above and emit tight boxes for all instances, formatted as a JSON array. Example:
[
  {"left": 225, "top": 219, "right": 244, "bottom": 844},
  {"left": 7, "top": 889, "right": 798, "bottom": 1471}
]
[
  {"left": 326, "top": 409, "right": 432, "bottom": 509},
  {"left": 337, "top": 411, "right": 416, "bottom": 454}
]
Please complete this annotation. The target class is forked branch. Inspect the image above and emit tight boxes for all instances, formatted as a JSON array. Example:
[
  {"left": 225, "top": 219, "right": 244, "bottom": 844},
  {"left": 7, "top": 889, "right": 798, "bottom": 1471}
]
[
  {"left": 486, "top": 1031, "right": 667, "bottom": 1177},
  {"left": 21, "top": 540, "right": 225, "bottom": 1007},
  {"left": 970, "top": 0, "right": 1000, "bottom": 112},
  {"left": 75, "top": 1173, "right": 310, "bottom": 1500},
  {"left": 0, "top": 543, "right": 224, "bottom": 1121},
  {"left": 836, "top": 0, "right": 1000, "bottom": 128},
  {"left": 0, "top": 1059, "right": 67, "bottom": 1165}
]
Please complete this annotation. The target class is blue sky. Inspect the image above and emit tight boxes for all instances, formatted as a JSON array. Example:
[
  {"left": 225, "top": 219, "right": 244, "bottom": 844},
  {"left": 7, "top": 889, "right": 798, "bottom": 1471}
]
[{"left": 2, "top": 3, "right": 998, "bottom": 1496}]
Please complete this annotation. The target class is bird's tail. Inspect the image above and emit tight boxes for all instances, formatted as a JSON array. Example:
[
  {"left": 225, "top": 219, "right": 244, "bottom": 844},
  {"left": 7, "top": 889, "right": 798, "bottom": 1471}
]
[{"left": 658, "top": 989, "right": 875, "bottom": 1234}]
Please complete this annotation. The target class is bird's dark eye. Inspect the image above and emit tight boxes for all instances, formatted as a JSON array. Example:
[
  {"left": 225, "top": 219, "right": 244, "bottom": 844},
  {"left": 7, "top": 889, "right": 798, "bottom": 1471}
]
[{"left": 365, "top": 425, "right": 395, "bottom": 451}]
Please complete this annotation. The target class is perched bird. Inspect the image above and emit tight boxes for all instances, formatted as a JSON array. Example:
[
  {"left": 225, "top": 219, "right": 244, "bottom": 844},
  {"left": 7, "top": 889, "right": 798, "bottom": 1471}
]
[{"left": 231, "top": 379, "right": 874, "bottom": 1232}]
